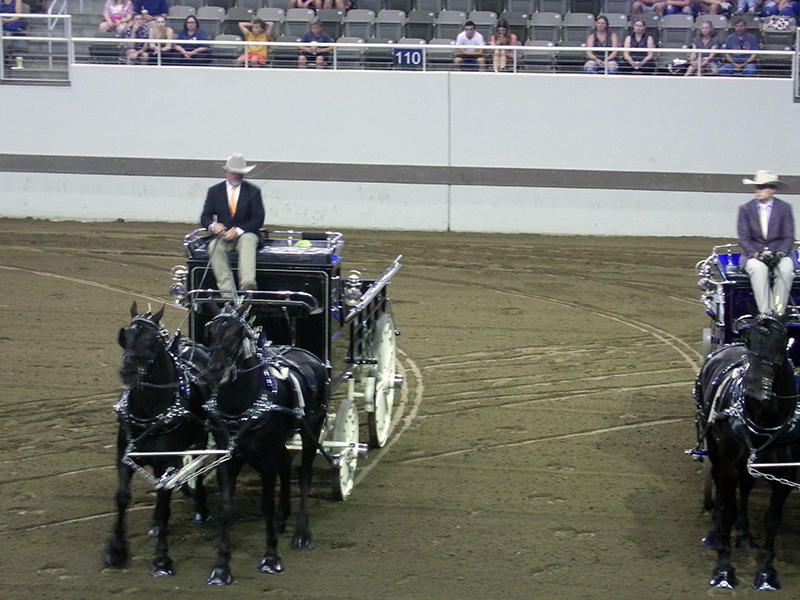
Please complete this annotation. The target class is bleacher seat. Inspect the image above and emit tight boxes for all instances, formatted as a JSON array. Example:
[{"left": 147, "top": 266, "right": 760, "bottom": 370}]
[
  {"left": 386, "top": 0, "right": 414, "bottom": 13},
  {"left": 271, "top": 34, "right": 302, "bottom": 67},
  {"left": 434, "top": 10, "right": 466, "bottom": 40},
  {"left": 426, "top": 37, "right": 455, "bottom": 69},
  {"left": 317, "top": 8, "right": 344, "bottom": 39},
  {"left": 375, "top": 10, "right": 407, "bottom": 41},
  {"left": 357, "top": 0, "right": 383, "bottom": 13},
  {"left": 224, "top": 7, "right": 255, "bottom": 36},
  {"left": 602, "top": 0, "right": 631, "bottom": 13},
  {"left": 475, "top": 0, "right": 503, "bottom": 13},
  {"left": 406, "top": 9, "right": 436, "bottom": 41},
  {"left": 256, "top": 7, "right": 286, "bottom": 36},
  {"left": 603, "top": 13, "right": 628, "bottom": 41},
  {"left": 445, "top": 0, "right": 474, "bottom": 12},
  {"left": 522, "top": 39, "right": 556, "bottom": 72},
  {"left": 364, "top": 37, "right": 396, "bottom": 69},
  {"left": 335, "top": 36, "right": 365, "bottom": 69},
  {"left": 468, "top": 10, "right": 497, "bottom": 40},
  {"left": 499, "top": 10, "right": 528, "bottom": 43},
  {"left": 537, "top": 0, "right": 568, "bottom": 13},
  {"left": 528, "top": 12, "right": 562, "bottom": 44},
  {"left": 284, "top": 8, "right": 315, "bottom": 37},
  {"left": 416, "top": 0, "right": 444, "bottom": 13},
  {"left": 507, "top": 0, "right": 535, "bottom": 15},
  {"left": 344, "top": 9, "right": 376, "bottom": 39},
  {"left": 212, "top": 34, "right": 242, "bottom": 66},
  {"left": 197, "top": 6, "right": 226, "bottom": 39}
]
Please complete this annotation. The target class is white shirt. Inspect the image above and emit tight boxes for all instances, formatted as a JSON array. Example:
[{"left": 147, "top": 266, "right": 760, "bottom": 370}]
[
  {"left": 456, "top": 30, "right": 485, "bottom": 46},
  {"left": 759, "top": 199, "right": 773, "bottom": 239}
]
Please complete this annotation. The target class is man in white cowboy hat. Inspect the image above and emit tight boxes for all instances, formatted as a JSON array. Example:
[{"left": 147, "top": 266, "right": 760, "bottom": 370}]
[
  {"left": 200, "top": 154, "right": 265, "bottom": 292},
  {"left": 737, "top": 170, "right": 795, "bottom": 315}
]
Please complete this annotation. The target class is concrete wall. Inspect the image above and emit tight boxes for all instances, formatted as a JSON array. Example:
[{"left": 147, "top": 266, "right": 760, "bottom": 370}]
[{"left": 2, "top": 64, "right": 799, "bottom": 236}]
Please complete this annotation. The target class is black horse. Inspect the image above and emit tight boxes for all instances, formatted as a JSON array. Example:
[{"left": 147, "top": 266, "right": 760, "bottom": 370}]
[
  {"left": 695, "top": 313, "right": 800, "bottom": 590},
  {"left": 104, "top": 302, "right": 212, "bottom": 576},
  {"left": 203, "top": 302, "right": 328, "bottom": 585}
]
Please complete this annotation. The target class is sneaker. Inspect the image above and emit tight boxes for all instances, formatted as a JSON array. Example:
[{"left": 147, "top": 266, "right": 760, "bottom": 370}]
[
  {"left": 735, "top": 6, "right": 744, "bottom": 13},
  {"left": 748, "top": 5, "right": 755, "bottom": 11}
]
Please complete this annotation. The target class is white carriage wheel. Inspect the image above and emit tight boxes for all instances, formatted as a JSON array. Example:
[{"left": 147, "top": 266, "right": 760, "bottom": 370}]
[
  {"left": 368, "top": 313, "right": 396, "bottom": 448},
  {"left": 331, "top": 397, "right": 359, "bottom": 501},
  {"left": 701, "top": 327, "right": 713, "bottom": 362}
]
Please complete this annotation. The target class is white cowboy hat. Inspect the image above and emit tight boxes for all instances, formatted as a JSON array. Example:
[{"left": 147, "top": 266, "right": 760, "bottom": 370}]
[
  {"left": 743, "top": 170, "right": 787, "bottom": 187},
  {"left": 223, "top": 154, "right": 255, "bottom": 174}
]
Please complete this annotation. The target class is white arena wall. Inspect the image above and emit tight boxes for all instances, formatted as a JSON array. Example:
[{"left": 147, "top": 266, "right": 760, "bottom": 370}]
[{"left": 1, "top": 64, "right": 799, "bottom": 236}]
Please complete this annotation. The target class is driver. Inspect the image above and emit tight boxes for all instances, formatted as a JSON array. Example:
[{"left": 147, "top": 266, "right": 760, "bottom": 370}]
[
  {"left": 200, "top": 154, "right": 265, "bottom": 293},
  {"left": 737, "top": 170, "right": 795, "bottom": 316}
]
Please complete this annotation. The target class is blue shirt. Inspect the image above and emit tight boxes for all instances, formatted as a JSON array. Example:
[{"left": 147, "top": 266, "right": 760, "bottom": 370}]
[
  {"left": 724, "top": 32, "right": 759, "bottom": 64},
  {"left": 133, "top": 0, "right": 168, "bottom": 16},
  {"left": 300, "top": 31, "right": 334, "bottom": 45},
  {"left": 177, "top": 28, "right": 210, "bottom": 49}
]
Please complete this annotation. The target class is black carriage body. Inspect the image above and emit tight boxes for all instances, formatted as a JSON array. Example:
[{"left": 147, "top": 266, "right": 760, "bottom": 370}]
[
  {"left": 699, "top": 244, "right": 800, "bottom": 363},
  {"left": 183, "top": 230, "right": 396, "bottom": 392}
]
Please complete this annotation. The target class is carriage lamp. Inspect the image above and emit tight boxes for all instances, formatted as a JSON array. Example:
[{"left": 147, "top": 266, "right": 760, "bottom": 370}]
[
  {"left": 343, "top": 270, "right": 362, "bottom": 307},
  {"left": 697, "top": 277, "right": 716, "bottom": 293},
  {"left": 169, "top": 265, "right": 188, "bottom": 306}
]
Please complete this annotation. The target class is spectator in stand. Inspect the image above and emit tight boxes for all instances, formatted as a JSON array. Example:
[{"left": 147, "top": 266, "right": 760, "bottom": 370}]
[
  {"left": 734, "top": 0, "right": 762, "bottom": 12},
  {"left": 631, "top": 0, "right": 667, "bottom": 15},
  {"left": 719, "top": 18, "right": 758, "bottom": 76},
  {"left": 174, "top": 15, "right": 211, "bottom": 66},
  {"left": 323, "top": 0, "right": 352, "bottom": 9},
  {"left": 622, "top": 17, "right": 655, "bottom": 73},
  {"left": 490, "top": 18, "right": 519, "bottom": 72},
  {"left": 133, "top": 0, "right": 168, "bottom": 22},
  {"left": 297, "top": 19, "right": 334, "bottom": 69},
  {"left": 584, "top": 15, "right": 619, "bottom": 74},
  {"left": 663, "top": 0, "right": 694, "bottom": 14},
  {"left": 148, "top": 15, "right": 175, "bottom": 63},
  {"left": 288, "top": 0, "right": 321, "bottom": 10},
  {"left": 237, "top": 19, "right": 274, "bottom": 67},
  {"left": 123, "top": 12, "right": 150, "bottom": 65},
  {"left": 1, "top": 0, "right": 26, "bottom": 33},
  {"left": 454, "top": 21, "right": 486, "bottom": 71},
  {"left": 685, "top": 20, "right": 720, "bottom": 76},
  {"left": 760, "top": 0, "right": 799, "bottom": 16},
  {"left": 99, "top": 0, "right": 133, "bottom": 34}
]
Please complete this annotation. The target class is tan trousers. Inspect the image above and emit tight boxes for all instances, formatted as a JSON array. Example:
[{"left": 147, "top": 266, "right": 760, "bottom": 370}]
[
  {"left": 208, "top": 232, "right": 259, "bottom": 291},
  {"left": 744, "top": 256, "right": 795, "bottom": 315}
]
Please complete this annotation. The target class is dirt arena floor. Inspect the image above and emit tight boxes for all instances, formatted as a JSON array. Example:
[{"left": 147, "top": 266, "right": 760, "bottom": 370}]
[{"left": 5, "top": 218, "right": 800, "bottom": 600}]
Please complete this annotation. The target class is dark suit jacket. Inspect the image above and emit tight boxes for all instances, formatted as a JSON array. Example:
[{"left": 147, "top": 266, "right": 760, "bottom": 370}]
[
  {"left": 200, "top": 180, "right": 265, "bottom": 234},
  {"left": 737, "top": 197, "right": 796, "bottom": 267}
]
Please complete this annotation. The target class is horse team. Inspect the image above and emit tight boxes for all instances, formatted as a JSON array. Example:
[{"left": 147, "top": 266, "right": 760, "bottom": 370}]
[{"left": 104, "top": 301, "right": 328, "bottom": 584}]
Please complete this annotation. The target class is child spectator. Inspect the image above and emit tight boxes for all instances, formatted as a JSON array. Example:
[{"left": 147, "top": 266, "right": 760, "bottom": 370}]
[
  {"left": 237, "top": 19, "right": 274, "bottom": 67},
  {"left": 99, "top": 0, "right": 134, "bottom": 34}
]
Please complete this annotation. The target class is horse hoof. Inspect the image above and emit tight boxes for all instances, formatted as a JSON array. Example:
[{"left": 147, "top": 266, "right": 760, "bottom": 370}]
[
  {"left": 148, "top": 525, "right": 161, "bottom": 537},
  {"left": 205, "top": 569, "right": 233, "bottom": 586},
  {"left": 710, "top": 568, "right": 738, "bottom": 589},
  {"left": 753, "top": 571, "right": 781, "bottom": 591},
  {"left": 291, "top": 532, "right": 315, "bottom": 551},
  {"left": 257, "top": 556, "right": 284, "bottom": 574},
  {"left": 735, "top": 534, "right": 760, "bottom": 550},
  {"left": 190, "top": 512, "right": 212, "bottom": 525},
  {"left": 103, "top": 541, "right": 129, "bottom": 568},
  {"left": 151, "top": 566, "right": 175, "bottom": 577}
]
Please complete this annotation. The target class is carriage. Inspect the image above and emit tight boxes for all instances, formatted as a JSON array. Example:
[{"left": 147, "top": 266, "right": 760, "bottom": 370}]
[
  {"left": 696, "top": 242, "right": 800, "bottom": 363},
  {"left": 167, "top": 228, "right": 403, "bottom": 500}
]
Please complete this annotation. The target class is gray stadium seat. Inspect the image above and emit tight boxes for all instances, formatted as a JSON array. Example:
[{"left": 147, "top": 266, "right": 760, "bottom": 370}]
[
  {"left": 212, "top": 34, "right": 242, "bottom": 67},
  {"left": 528, "top": 12, "right": 562, "bottom": 44},
  {"left": 522, "top": 39, "right": 556, "bottom": 72},
  {"left": 426, "top": 37, "right": 456, "bottom": 69},
  {"left": 407, "top": 9, "right": 436, "bottom": 41},
  {"left": 468, "top": 10, "right": 497, "bottom": 40},
  {"left": 224, "top": 7, "right": 255, "bottom": 36},
  {"left": 344, "top": 9, "right": 376, "bottom": 40},
  {"left": 197, "top": 6, "right": 226, "bottom": 39},
  {"left": 334, "top": 36, "right": 365, "bottom": 69},
  {"left": 375, "top": 10, "right": 407, "bottom": 41},
  {"left": 434, "top": 10, "right": 467, "bottom": 40},
  {"left": 285, "top": 8, "right": 315, "bottom": 37},
  {"left": 317, "top": 8, "right": 344, "bottom": 40}
]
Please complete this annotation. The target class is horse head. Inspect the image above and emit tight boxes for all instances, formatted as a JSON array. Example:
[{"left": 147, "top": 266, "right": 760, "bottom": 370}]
[
  {"left": 118, "top": 302, "right": 168, "bottom": 386},
  {"left": 204, "top": 300, "right": 257, "bottom": 388},
  {"left": 738, "top": 313, "right": 790, "bottom": 403}
]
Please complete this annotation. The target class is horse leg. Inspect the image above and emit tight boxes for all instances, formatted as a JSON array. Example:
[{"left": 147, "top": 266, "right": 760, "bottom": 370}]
[
  {"left": 257, "top": 462, "right": 284, "bottom": 574},
  {"left": 274, "top": 447, "right": 292, "bottom": 535},
  {"left": 190, "top": 474, "right": 212, "bottom": 524},
  {"left": 752, "top": 479, "right": 793, "bottom": 590},
  {"left": 104, "top": 461, "right": 134, "bottom": 568},
  {"left": 150, "top": 486, "right": 175, "bottom": 577},
  {"left": 206, "top": 459, "right": 243, "bottom": 586},
  {"left": 733, "top": 473, "right": 759, "bottom": 549},
  {"left": 291, "top": 431, "right": 316, "bottom": 550},
  {"left": 709, "top": 470, "right": 739, "bottom": 588}
]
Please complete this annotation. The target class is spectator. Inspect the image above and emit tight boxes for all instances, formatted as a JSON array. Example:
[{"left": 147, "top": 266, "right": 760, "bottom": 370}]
[
  {"left": 288, "top": 0, "right": 321, "bottom": 10},
  {"left": 323, "top": 0, "right": 352, "bottom": 9},
  {"left": 454, "top": 20, "right": 486, "bottom": 71},
  {"left": 490, "top": 18, "right": 519, "bottom": 72},
  {"left": 133, "top": 0, "right": 168, "bottom": 22},
  {"left": 200, "top": 154, "right": 265, "bottom": 294},
  {"left": 685, "top": 20, "right": 720, "bottom": 76},
  {"left": 695, "top": 0, "right": 731, "bottom": 13},
  {"left": 622, "top": 17, "right": 655, "bottom": 74},
  {"left": 99, "top": 0, "right": 133, "bottom": 34},
  {"left": 734, "top": 0, "right": 762, "bottom": 12},
  {"left": 664, "top": 0, "right": 694, "bottom": 14},
  {"left": 719, "top": 18, "right": 758, "bottom": 76},
  {"left": 123, "top": 12, "right": 150, "bottom": 65},
  {"left": 1, "top": 0, "right": 26, "bottom": 33},
  {"left": 148, "top": 15, "right": 175, "bottom": 63},
  {"left": 297, "top": 19, "right": 334, "bottom": 69},
  {"left": 237, "top": 19, "right": 274, "bottom": 67},
  {"left": 761, "top": 0, "right": 799, "bottom": 16},
  {"left": 584, "top": 15, "right": 619, "bottom": 74},
  {"left": 632, "top": 0, "right": 667, "bottom": 14},
  {"left": 174, "top": 15, "right": 211, "bottom": 66}
]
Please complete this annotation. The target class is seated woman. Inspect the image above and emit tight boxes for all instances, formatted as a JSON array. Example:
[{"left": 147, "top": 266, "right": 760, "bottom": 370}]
[
  {"left": 1, "top": 0, "right": 26, "bottom": 33},
  {"left": 148, "top": 15, "right": 175, "bottom": 63},
  {"left": 584, "top": 15, "right": 619, "bottom": 74},
  {"left": 99, "top": 0, "right": 133, "bottom": 34},
  {"left": 174, "top": 15, "right": 211, "bottom": 66},
  {"left": 237, "top": 19, "right": 274, "bottom": 67},
  {"left": 685, "top": 20, "right": 720, "bottom": 76},
  {"left": 489, "top": 18, "right": 520, "bottom": 72},
  {"left": 622, "top": 17, "right": 655, "bottom": 74}
]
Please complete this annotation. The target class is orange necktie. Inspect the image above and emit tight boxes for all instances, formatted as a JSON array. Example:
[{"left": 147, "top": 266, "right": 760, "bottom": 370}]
[{"left": 229, "top": 186, "right": 238, "bottom": 216}]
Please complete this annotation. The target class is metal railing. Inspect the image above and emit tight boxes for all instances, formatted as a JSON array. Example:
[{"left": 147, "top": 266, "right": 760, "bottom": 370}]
[{"left": 2, "top": 15, "right": 799, "bottom": 85}]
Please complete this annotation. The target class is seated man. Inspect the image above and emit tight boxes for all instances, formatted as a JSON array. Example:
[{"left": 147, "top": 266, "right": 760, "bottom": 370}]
[
  {"left": 200, "top": 154, "right": 265, "bottom": 293},
  {"left": 719, "top": 18, "right": 759, "bottom": 77},
  {"left": 454, "top": 20, "right": 486, "bottom": 71},
  {"left": 737, "top": 170, "right": 795, "bottom": 315}
]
